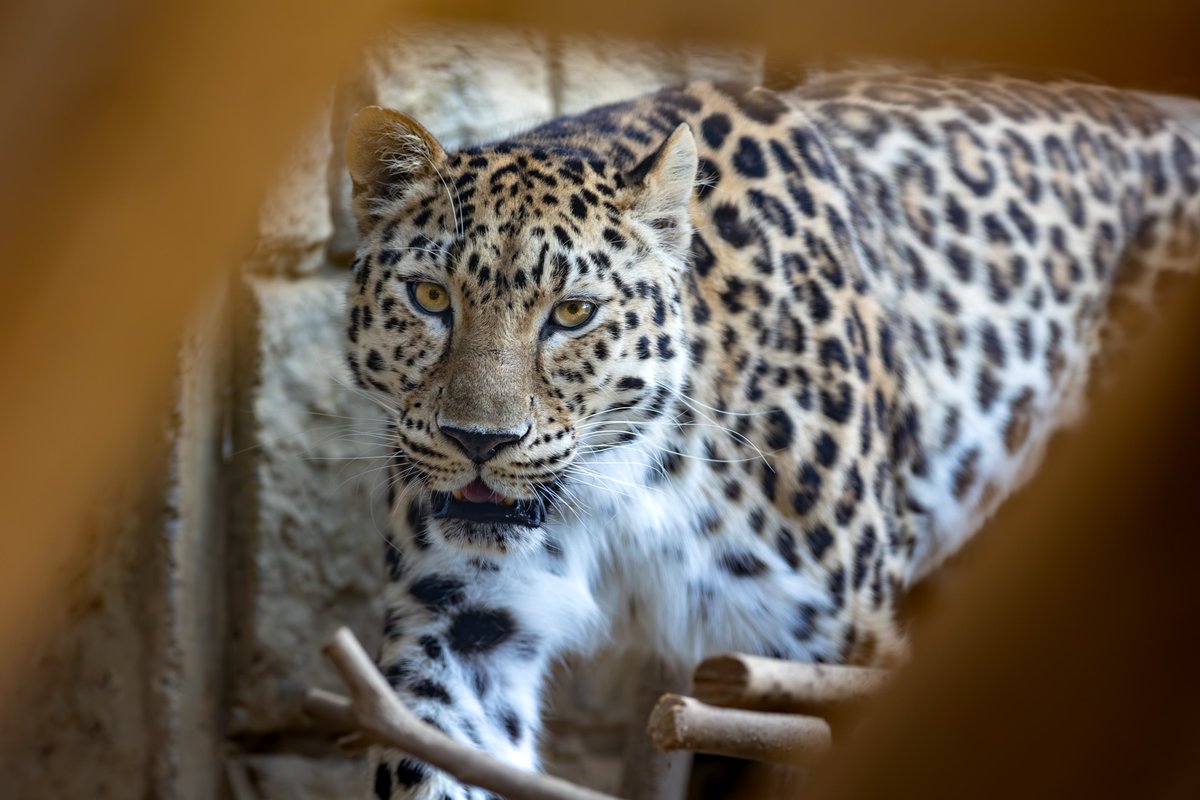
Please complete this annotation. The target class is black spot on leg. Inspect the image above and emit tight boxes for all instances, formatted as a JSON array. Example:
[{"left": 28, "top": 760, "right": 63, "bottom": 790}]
[
  {"left": 720, "top": 550, "right": 769, "bottom": 577},
  {"left": 394, "top": 758, "right": 429, "bottom": 788},
  {"left": 419, "top": 634, "right": 444, "bottom": 661},
  {"left": 953, "top": 447, "right": 980, "bottom": 500},
  {"left": 419, "top": 714, "right": 447, "bottom": 735},
  {"left": 473, "top": 669, "right": 490, "bottom": 698},
  {"left": 373, "top": 763, "right": 391, "bottom": 800},
  {"left": 448, "top": 607, "right": 516, "bottom": 655},
  {"left": 383, "top": 660, "right": 414, "bottom": 689},
  {"left": 461, "top": 718, "right": 485, "bottom": 748},
  {"left": 793, "top": 603, "right": 817, "bottom": 641},
  {"left": 410, "top": 678, "right": 452, "bottom": 704},
  {"left": 410, "top": 575, "right": 466, "bottom": 612},
  {"left": 500, "top": 708, "right": 522, "bottom": 743},
  {"left": 776, "top": 528, "right": 800, "bottom": 570}
]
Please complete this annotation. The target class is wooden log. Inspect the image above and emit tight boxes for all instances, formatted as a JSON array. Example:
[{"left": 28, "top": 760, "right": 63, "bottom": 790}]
[
  {"left": 647, "top": 693, "right": 832, "bottom": 766},
  {"left": 692, "top": 653, "right": 890, "bottom": 714}
]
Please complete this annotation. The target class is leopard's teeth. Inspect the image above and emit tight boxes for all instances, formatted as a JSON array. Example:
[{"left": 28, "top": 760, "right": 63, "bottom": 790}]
[
  {"left": 500, "top": 495, "right": 517, "bottom": 506},
  {"left": 451, "top": 489, "right": 464, "bottom": 501}
]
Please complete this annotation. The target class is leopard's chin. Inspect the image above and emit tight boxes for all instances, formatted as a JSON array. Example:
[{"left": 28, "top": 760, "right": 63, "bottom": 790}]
[
  {"left": 415, "top": 478, "right": 563, "bottom": 556},
  {"left": 433, "top": 516, "right": 547, "bottom": 557}
]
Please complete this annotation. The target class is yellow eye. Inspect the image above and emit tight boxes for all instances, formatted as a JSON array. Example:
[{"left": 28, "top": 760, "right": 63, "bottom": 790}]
[
  {"left": 551, "top": 299, "right": 596, "bottom": 329},
  {"left": 410, "top": 281, "right": 450, "bottom": 314}
]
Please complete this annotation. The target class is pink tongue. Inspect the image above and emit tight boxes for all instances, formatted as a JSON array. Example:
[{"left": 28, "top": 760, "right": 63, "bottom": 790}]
[{"left": 461, "top": 479, "right": 505, "bottom": 504}]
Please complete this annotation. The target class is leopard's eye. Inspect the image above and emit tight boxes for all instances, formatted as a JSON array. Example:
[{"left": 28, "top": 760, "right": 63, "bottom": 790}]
[
  {"left": 409, "top": 281, "right": 451, "bottom": 315},
  {"left": 550, "top": 300, "right": 596, "bottom": 329}
]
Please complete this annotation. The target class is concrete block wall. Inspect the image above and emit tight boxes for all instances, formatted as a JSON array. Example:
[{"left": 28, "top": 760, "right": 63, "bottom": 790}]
[{"left": 0, "top": 26, "right": 761, "bottom": 800}]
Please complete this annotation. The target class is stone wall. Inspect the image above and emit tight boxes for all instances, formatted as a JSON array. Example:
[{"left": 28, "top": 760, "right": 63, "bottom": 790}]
[{"left": 0, "top": 25, "right": 761, "bottom": 800}]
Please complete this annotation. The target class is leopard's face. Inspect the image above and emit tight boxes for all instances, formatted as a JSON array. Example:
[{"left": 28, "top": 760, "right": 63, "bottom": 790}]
[{"left": 344, "top": 108, "right": 698, "bottom": 553}]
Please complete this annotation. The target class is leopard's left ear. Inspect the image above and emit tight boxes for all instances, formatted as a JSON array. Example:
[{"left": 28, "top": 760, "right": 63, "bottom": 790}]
[
  {"left": 345, "top": 106, "right": 447, "bottom": 228},
  {"left": 625, "top": 123, "right": 698, "bottom": 256}
]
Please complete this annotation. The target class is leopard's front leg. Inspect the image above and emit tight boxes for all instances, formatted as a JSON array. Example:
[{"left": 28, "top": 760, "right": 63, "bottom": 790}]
[{"left": 369, "top": 539, "right": 595, "bottom": 800}]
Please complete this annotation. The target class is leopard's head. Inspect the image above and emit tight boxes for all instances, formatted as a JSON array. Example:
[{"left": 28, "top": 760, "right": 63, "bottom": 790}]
[{"left": 344, "top": 107, "right": 697, "bottom": 554}]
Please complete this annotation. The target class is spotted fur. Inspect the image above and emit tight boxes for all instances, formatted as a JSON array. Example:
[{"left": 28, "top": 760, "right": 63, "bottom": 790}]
[{"left": 343, "top": 73, "right": 1200, "bottom": 798}]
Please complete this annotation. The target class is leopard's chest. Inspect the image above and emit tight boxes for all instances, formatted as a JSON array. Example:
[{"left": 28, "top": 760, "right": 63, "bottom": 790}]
[{"left": 547, "top": 441, "right": 843, "bottom": 665}]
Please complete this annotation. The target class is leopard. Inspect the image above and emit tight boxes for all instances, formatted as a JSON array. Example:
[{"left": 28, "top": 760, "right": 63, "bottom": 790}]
[{"left": 341, "top": 70, "right": 1200, "bottom": 799}]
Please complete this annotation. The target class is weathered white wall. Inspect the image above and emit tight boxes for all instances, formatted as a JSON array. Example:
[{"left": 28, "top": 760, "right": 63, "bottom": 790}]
[{"left": 0, "top": 25, "right": 761, "bottom": 800}]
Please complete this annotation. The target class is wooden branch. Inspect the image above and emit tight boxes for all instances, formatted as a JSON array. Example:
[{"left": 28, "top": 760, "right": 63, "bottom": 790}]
[
  {"left": 302, "top": 627, "right": 619, "bottom": 800},
  {"left": 305, "top": 687, "right": 356, "bottom": 729},
  {"left": 693, "top": 653, "right": 890, "bottom": 714},
  {"left": 647, "top": 694, "right": 832, "bottom": 766}
]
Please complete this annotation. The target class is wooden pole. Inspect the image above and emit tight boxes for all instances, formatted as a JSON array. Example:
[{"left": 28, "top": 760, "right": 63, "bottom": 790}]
[
  {"left": 692, "top": 654, "right": 889, "bottom": 714},
  {"left": 647, "top": 694, "right": 832, "bottom": 766}
]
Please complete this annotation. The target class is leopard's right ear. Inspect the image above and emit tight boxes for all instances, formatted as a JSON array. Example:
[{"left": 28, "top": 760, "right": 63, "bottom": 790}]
[{"left": 345, "top": 106, "right": 446, "bottom": 224}]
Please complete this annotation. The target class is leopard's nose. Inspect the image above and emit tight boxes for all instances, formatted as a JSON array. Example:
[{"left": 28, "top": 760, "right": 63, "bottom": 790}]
[{"left": 438, "top": 424, "right": 526, "bottom": 463}]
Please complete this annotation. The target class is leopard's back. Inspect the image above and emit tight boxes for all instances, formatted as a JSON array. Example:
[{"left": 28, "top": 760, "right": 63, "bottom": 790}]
[{"left": 786, "top": 72, "right": 1200, "bottom": 574}]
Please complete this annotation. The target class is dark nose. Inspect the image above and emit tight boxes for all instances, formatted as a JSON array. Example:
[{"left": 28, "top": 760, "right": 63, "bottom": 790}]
[{"left": 439, "top": 424, "right": 525, "bottom": 463}]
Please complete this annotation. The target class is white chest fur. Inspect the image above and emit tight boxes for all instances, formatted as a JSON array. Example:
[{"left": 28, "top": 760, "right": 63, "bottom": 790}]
[{"left": 546, "top": 440, "right": 840, "bottom": 666}]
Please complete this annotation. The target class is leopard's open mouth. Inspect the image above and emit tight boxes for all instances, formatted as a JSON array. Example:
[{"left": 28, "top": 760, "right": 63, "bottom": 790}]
[{"left": 429, "top": 478, "right": 544, "bottom": 528}]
